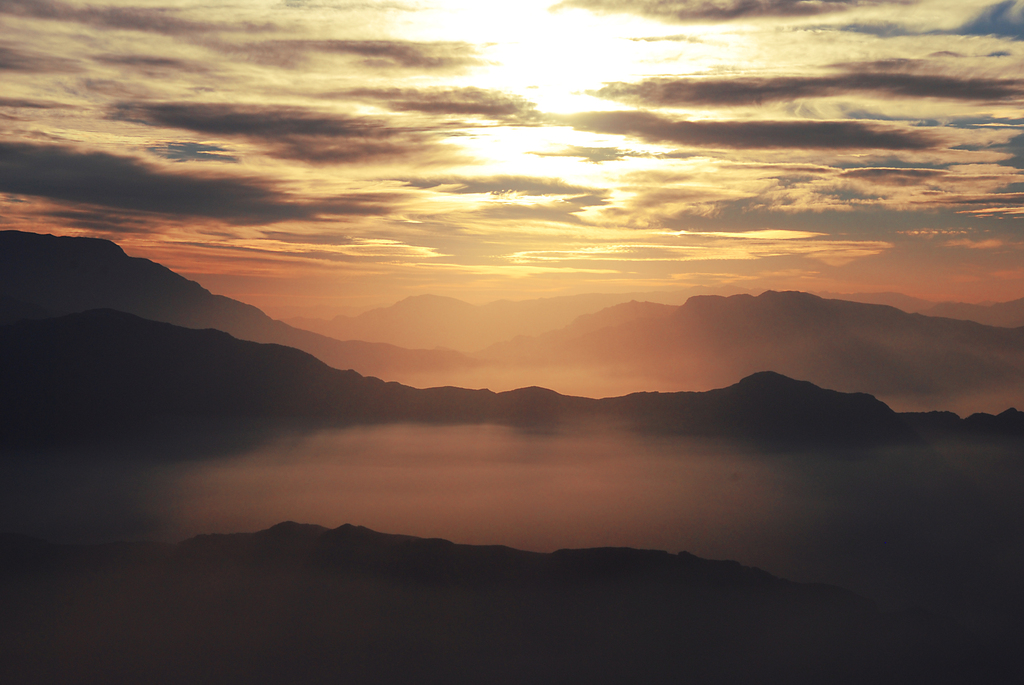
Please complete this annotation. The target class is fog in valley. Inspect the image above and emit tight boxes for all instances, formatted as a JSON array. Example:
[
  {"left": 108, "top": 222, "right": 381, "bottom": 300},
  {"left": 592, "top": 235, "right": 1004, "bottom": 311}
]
[{"left": 5, "top": 423, "right": 1022, "bottom": 638}]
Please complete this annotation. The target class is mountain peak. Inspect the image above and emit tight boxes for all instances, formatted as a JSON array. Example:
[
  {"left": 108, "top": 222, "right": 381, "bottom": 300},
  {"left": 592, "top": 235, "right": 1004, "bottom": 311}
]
[{"left": 0, "top": 230, "right": 127, "bottom": 258}]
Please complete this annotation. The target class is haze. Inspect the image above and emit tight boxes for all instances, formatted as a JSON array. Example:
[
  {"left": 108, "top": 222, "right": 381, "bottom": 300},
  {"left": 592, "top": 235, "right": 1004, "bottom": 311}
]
[
  {"left": 3, "top": 2, "right": 1024, "bottom": 677},
  {"left": 3, "top": 423, "right": 1021, "bottom": 636}
]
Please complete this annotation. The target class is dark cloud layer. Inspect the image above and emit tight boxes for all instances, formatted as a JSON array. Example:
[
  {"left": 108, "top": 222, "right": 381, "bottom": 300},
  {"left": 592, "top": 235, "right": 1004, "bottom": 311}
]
[
  {"left": 0, "top": 142, "right": 385, "bottom": 224},
  {"left": 0, "top": 0, "right": 274, "bottom": 35},
  {"left": 115, "top": 102, "right": 437, "bottom": 164},
  {"left": 593, "top": 73, "right": 1024, "bottom": 107},
  {"left": 93, "top": 54, "right": 210, "bottom": 75},
  {"left": 0, "top": 96, "right": 59, "bottom": 108},
  {"left": 146, "top": 142, "right": 239, "bottom": 163},
  {"left": 556, "top": 110, "right": 941, "bottom": 150},
  {"left": 839, "top": 167, "right": 947, "bottom": 185},
  {"left": 0, "top": 45, "right": 77, "bottom": 72},
  {"left": 242, "top": 39, "right": 485, "bottom": 70},
  {"left": 550, "top": 0, "right": 906, "bottom": 23},
  {"left": 339, "top": 87, "right": 539, "bottom": 120},
  {"left": 957, "top": 1, "right": 1024, "bottom": 40}
]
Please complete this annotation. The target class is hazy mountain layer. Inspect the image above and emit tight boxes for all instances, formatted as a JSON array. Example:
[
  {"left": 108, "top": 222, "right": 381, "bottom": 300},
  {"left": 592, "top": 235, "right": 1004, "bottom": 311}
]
[
  {"left": 475, "top": 290, "right": 1024, "bottom": 414},
  {"left": 0, "top": 522, "right": 1010, "bottom": 685},
  {"left": 286, "top": 292, "right": 692, "bottom": 352},
  {"left": 0, "top": 310, "right": 919, "bottom": 450},
  {"left": 6, "top": 309, "right": 1022, "bottom": 453},
  {"left": 5, "top": 231, "right": 1024, "bottom": 413},
  {"left": 813, "top": 291, "right": 936, "bottom": 313},
  {"left": 924, "top": 297, "right": 1024, "bottom": 328},
  {"left": 0, "top": 230, "right": 477, "bottom": 380}
]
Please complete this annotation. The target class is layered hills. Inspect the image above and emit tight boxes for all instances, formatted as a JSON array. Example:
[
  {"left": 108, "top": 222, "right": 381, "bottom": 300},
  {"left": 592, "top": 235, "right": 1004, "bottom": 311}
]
[
  {"left": 4, "top": 230, "right": 1024, "bottom": 414},
  {"left": 4, "top": 308, "right": 1020, "bottom": 451},
  {"left": 286, "top": 292, "right": 690, "bottom": 351},
  {"left": 924, "top": 297, "right": 1024, "bottom": 329},
  {"left": 478, "top": 290, "right": 1024, "bottom": 413},
  {"left": 0, "top": 521, "right": 1010, "bottom": 685},
  {"left": 0, "top": 230, "right": 477, "bottom": 381}
]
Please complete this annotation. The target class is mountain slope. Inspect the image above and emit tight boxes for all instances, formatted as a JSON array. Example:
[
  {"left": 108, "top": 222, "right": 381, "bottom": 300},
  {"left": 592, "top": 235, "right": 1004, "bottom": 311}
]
[
  {"left": 0, "top": 522, "right": 1009, "bottom": 685},
  {"left": 0, "top": 230, "right": 477, "bottom": 380},
  {"left": 288, "top": 292, "right": 685, "bottom": 352},
  {"left": 480, "top": 290, "right": 1024, "bottom": 413},
  {"left": 0, "top": 309, "right": 920, "bottom": 450},
  {"left": 924, "top": 297, "right": 1024, "bottom": 328}
]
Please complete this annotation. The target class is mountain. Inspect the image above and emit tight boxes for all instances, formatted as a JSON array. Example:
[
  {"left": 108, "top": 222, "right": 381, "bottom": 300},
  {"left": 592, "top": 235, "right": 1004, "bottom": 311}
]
[
  {"left": 286, "top": 291, "right": 700, "bottom": 352},
  {"left": 814, "top": 291, "right": 935, "bottom": 313},
  {"left": 479, "top": 290, "right": 1024, "bottom": 414},
  {"left": 0, "top": 309, "right": 922, "bottom": 450},
  {"left": 0, "top": 293, "right": 51, "bottom": 324},
  {"left": 924, "top": 297, "right": 1024, "bottom": 328},
  {"left": 0, "top": 230, "right": 477, "bottom": 381},
  {"left": 0, "top": 522, "right": 1010, "bottom": 685}
]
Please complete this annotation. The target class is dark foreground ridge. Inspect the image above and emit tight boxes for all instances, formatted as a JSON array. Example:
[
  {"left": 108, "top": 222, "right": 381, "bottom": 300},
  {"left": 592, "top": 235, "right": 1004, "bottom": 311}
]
[
  {"left": 0, "top": 230, "right": 477, "bottom": 377},
  {"left": 0, "top": 309, "right": 931, "bottom": 450},
  {"left": 0, "top": 522, "right": 1013, "bottom": 685}
]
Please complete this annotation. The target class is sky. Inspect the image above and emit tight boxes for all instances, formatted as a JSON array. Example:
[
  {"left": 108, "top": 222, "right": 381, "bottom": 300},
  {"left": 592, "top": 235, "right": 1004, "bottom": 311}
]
[{"left": 1, "top": 0, "right": 1023, "bottom": 316}]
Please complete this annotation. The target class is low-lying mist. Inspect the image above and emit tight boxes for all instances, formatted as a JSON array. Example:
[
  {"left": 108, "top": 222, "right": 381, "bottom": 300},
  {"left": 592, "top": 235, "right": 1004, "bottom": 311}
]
[{"left": 3, "top": 423, "right": 1023, "bottom": 637}]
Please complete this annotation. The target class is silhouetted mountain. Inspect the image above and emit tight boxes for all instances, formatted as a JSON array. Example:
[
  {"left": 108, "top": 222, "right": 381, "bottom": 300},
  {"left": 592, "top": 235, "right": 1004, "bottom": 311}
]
[
  {"left": 924, "top": 296, "right": 1024, "bottom": 328},
  {"left": 0, "top": 522, "right": 1012, "bottom": 685},
  {"left": 0, "top": 310, "right": 921, "bottom": 450},
  {"left": 814, "top": 290, "right": 935, "bottom": 313},
  {"left": 0, "top": 230, "right": 477, "bottom": 381},
  {"left": 481, "top": 290, "right": 1024, "bottom": 414},
  {"left": 0, "top": 293, "right": 51, "bottom": 324},
  {"left": 903, "top": 407, "right": 1024, "bottom": 441}
]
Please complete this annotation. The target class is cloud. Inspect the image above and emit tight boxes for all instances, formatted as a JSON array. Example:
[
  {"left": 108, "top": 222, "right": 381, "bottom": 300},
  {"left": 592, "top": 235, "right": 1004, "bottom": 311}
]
[
  {"left": 238, "top": 39, "right": 486, "bottom": 70},
  {"left": 839, "top": 167, "right": 947, "bottom": 186},
  {"left": 0, "top": 0, "right": 275, "bottom": 35},
  {"left": 844, "top": 2, "right": 1024, "bottom": 40},
  {"left": 835, "top": 22, "right": 916, "bottom": 37},
  {"left": 0, "top": 96, "right": 60, "bottom": 108},
  {"left": 337, "top": 87, "right": 539, "bottom": 120},
  {"left": 146, "top": 142, "right": 239, "bottom": 163},
  {"left": 504, "top": 230, "right": 891, "bottom": 266},
  {"left": 554, "top": 111, "right": 941, "bottom": 150},
  {"left": 592, "top": 73, "right": 1024, "bottom": 107},
  {"left": 530, "top": 146, "right": 648, "bottom": 163},
  {"left": 93, "top": 54, "right": 211, "bottom": 75},
  {"left": 945, "top": 237, "right": 1006, "bottom": 249},
  {"left": 403, "top": 176, "right": 603, "bottom": 196},
  {"left": 1000, "top": 131, "right": 1024, "bottom": 169},
  {"left": 0, "top": 141, "right": 387, "bottom": 225},
  {"left": 956, "top": 1, "right": 1024, "bottom": 40},
  {"left": 550, "top": 0, "right": 908, "bottom": 23},
  {"left": 114, "top": 102, "right": 443, "bottom": 164},
  {"left": 628, "top": 33, "right": 706, "bottom": 42},
  {"left": 0, "top": 45, "right": 77, "bottom": 72}
]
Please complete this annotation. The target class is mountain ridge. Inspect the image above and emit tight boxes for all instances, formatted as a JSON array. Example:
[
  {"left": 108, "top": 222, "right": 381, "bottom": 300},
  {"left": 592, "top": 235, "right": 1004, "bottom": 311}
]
[
  {"left": 0, "top": 230, "right": 479, "bottom": 380},
  {"left": 477, "top": 290, "right": 1024, "bottom": 413},
  {"left": 3, "top": 520, "right": 1006, "bottom": 684},
  {"left": 7, "top": 308, "right": 1020, "bottom": 451}
]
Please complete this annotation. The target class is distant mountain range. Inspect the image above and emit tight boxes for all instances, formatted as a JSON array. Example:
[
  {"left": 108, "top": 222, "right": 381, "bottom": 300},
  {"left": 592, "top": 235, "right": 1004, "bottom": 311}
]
[
  {"left": 291, "top": 289, "right": 1024, "bottom": 353},
  {"left": 285, "top": 292, "right": 696, "bottom": 352},
  {"left": 1, "top": 521, "right": 1011, "bottom": 685},
  {"left": 3, "top": 231, "right": 1024, "bottom": 414},
  {"left": 821, "top": 290, "right": 1024, "bottom": 329},
  {"left": 0, "top": 231, "right": 478, "bottom": 381},
  {"left": 477, "top": 291, "right": 1024, "bottom": 413},
  {"left": 924, "top": 297, "right": 1024, "bottom": 328},
  {"left": 3, "top": 309, "right": 1020, "bottom": 451}
]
